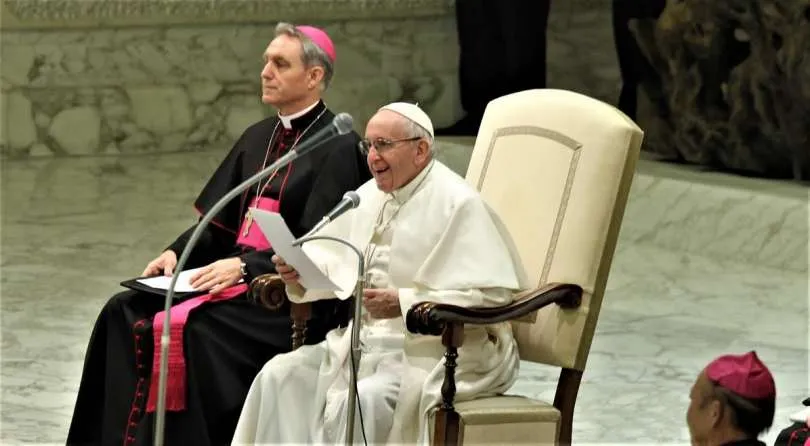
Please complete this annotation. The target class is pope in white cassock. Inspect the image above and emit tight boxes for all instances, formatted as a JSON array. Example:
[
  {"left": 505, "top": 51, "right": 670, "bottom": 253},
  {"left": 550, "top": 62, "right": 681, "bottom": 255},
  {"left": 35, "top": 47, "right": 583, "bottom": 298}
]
[{"left": 231, "top": 102, "right": 529, "bottom": 445}]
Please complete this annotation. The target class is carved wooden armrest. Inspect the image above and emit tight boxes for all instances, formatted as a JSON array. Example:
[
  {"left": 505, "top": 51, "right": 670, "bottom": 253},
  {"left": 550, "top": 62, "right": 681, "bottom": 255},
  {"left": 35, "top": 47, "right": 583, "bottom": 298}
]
[
  {"left": 248, "top": 273, "right": 288, "bottom": 310},
  {"left": 403, "top": 282, "right": 582, "bottom": 446},
  {"left": 249, "top": 273, "right": 312, "bottom": 350},
  {"left": 405, "top": 282, "right": 582, "bottom": 336}
]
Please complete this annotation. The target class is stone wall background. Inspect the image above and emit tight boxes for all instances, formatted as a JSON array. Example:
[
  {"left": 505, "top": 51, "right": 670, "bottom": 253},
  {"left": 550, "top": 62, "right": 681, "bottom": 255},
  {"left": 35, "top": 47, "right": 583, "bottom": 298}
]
[
  {"left": 0, "top": 0, "right": 623, "bottom": 159},
  {"left": 0, "top": 0, "right": 464, "bottom": 158},
  {"left": 1, "top": 20, "right": 461, "bottom": 157}
]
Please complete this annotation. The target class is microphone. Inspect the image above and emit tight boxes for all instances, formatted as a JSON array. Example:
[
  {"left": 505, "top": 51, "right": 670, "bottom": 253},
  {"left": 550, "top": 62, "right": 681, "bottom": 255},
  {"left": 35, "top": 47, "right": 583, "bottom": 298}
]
[
  {"left": 287, "top": 192, "right": 366, "bottom": 446},
  {"left": 152, "top": 112, "right": 353, "bottom": 446},
  {"left": 297, "top": 191, "right": 361, "bottom": 242},
  {"left": 293, "top": 112, "right": 354, "bottom": 159}
]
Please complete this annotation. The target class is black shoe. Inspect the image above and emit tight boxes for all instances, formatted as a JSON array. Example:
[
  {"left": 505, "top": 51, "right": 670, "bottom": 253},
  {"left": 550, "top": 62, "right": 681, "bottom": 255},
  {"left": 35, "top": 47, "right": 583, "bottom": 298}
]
[{"left": 435, "top": 114, "right": 482, "bottom": 136}]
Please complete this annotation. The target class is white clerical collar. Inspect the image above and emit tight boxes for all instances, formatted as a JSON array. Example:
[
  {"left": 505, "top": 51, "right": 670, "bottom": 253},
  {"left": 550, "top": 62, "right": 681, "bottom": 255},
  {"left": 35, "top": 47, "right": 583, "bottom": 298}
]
[
  {"left": 278, "top": 100, "right": 320, "bottom": 129},
  {"left": 391, "top": 160, "right": 435, "bottom": 204}
]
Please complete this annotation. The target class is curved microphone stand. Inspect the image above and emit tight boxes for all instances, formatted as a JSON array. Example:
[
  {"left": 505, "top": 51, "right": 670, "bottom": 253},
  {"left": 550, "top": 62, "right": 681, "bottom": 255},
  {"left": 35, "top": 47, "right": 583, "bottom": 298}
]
[
  {"left": 152, "top": 114, "right": 353, "bottom": 446},
  {"left": 291, "top": 234, "right": 365, "bottom": 446}
]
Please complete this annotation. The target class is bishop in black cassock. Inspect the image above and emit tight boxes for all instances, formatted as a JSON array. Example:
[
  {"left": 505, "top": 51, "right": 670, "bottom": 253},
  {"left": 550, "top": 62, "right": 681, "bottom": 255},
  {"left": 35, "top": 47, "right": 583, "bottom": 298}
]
[{"left": 66, "top": 24, "right": 370, "bottom": 446}]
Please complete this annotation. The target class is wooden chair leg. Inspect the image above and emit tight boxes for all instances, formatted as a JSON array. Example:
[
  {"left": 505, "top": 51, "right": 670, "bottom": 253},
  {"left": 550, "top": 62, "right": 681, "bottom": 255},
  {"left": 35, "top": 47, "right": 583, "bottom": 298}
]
[
  {"left": 290, "top": 302, "right": 311, "bottom": 350},
  {"left": 553, "top": 368, "right": 582, "bottom": 446},
  {"left": 433, "top": 409, "right": 462, "bottom": 446},
  {"left": 433, "top": 323, "right": 465, "bottom": 446}
]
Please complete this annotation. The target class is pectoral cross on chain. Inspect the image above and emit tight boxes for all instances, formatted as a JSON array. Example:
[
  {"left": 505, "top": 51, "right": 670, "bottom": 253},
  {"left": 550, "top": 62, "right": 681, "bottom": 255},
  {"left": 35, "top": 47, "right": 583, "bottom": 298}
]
[{"left": 242, "top": 209, "right": 253, "bottom": 236}]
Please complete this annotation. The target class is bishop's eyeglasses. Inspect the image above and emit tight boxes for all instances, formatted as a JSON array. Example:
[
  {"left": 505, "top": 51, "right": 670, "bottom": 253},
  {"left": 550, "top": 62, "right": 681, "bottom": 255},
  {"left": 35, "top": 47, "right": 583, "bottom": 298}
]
[{"left": 358, "top": 136, "right": 421, "bottom": 156}]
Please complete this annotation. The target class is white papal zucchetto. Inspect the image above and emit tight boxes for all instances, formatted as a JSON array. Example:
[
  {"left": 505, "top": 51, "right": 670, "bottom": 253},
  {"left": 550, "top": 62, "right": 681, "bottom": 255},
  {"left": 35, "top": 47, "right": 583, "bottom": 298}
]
[{"left": 378, "top": 102, "right": 435, "bottom": 139}]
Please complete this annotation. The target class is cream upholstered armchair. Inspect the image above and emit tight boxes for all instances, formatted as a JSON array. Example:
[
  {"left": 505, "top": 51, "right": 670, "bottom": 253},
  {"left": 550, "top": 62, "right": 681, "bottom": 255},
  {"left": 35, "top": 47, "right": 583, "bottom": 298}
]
[
  {"left": 249, "top": 88, "right": 643, "bottom": 444},
  {"left": 406, "top": 88, "right": 643, "bottom": 445}
]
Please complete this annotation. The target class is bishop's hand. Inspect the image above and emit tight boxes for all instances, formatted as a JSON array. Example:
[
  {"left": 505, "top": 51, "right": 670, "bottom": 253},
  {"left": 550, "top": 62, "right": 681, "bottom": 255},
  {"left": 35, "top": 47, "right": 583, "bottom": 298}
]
[
  {"left": 271, "top": 255, "right": 301, "bottom": 287},
  {"left": 189, "top": 257, "right": 243, "bottom": 294},
  {"left": 362, "top": 288, "right": 401, "bottom": 319},
  {"left": 142, "top": 250, "right": 178, "bottom": 277}
]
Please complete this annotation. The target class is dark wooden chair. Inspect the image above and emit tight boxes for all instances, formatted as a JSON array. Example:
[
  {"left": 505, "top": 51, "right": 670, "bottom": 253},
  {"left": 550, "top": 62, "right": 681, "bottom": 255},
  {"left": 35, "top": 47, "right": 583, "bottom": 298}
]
[{"left": 249, "top": 273, "right": 312, "bottom": 349}]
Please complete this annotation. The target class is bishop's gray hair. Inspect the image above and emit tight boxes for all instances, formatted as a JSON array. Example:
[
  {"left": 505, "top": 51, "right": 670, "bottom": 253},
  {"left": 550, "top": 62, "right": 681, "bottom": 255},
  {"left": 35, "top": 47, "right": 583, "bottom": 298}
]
[{"left": 274, "top": 22, "right": 334, "bottom": 90}]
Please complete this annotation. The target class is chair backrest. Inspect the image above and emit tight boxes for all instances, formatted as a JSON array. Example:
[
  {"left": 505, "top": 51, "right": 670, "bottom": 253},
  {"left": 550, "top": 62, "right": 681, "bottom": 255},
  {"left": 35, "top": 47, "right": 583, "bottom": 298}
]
[{"left": 465, "top": 89, "right": 643, "bottom": 372}]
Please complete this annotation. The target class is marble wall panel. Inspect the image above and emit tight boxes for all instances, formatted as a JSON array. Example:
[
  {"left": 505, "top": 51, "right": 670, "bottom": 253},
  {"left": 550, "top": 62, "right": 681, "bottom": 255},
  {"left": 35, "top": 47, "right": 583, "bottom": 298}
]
[
  {"left": 0, "top": 0, "right": 456, "bottom": 29},
  {"left": 620, "top": 174, "right": 808, "bottom": 273},
  {"left": 1, "top": 16, "right": 462, "bottom": 158},
  {"left": 1, "top": 0, "right": 627, "bottom": 159}
]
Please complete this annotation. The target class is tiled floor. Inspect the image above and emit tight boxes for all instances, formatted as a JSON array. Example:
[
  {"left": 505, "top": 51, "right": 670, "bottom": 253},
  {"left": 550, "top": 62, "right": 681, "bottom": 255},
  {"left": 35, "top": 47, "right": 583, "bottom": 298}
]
[{"left": 1, "top": 143, "right": 807, "bottom": 444}]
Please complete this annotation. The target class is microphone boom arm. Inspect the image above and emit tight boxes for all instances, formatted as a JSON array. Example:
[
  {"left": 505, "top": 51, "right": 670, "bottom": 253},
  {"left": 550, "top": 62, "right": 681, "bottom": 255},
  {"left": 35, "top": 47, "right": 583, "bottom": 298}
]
[
  {"left": 153, "top": 147, "right": 302, "bottom": 446},
  {"left": 298, "top": 215, "right": 332, "bottom": 242},
  {"left": 153, "top": 112, "right": 353, "bottom": 446},
  {"left": 150, "top": 109, "right": 361, "bottom": 445},
  {"left": 291, "top": 234, "right": 365, "bottom": 446},
  {"left": 298, "top": 191, "right": 360, "bottom": 241}
]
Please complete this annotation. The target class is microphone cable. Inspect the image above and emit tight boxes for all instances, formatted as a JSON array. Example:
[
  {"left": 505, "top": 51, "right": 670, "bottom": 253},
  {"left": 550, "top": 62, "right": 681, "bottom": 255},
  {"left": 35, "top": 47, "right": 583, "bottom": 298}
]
[{"left": 349, "top": 344, "right": 369, "bottom": 446}]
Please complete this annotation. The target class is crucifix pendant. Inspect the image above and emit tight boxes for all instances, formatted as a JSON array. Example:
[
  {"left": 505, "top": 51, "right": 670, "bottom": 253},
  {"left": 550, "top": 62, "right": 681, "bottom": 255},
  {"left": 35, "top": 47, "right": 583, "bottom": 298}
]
[{"left": 242, "top": 210, "right": 253, "bottom": 236}]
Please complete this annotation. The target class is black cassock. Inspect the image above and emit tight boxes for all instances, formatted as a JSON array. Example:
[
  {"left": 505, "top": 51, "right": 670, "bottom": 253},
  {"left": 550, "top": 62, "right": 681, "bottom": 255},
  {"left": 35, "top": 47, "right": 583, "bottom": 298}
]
[{"left": 67, "top": 101, "right": 371, "bottom": 446}]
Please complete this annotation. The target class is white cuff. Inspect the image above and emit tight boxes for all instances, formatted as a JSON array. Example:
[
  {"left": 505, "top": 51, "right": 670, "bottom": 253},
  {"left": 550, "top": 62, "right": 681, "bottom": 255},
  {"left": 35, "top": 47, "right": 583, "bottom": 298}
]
[
  {"left": 285, "top": 283, "right": 340, "bottom": 303},
  {"left": 285, "top": 283, "right": 306, "bottom": 303},
  {"left": 398, "top": 288, "right": 420, "bottom": 325}
]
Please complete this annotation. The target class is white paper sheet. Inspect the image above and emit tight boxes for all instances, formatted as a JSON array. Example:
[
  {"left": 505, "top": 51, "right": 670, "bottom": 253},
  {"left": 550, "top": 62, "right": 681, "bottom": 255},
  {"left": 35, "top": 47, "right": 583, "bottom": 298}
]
[
  {"left": 136, "top": 267, "right": 244, "bottom": 293},
  {"left": 136, "top": 267, "right": 207, "bottom": 293},
  {"left": 250, "top": 208, "right": 340, "bottom": 291}
]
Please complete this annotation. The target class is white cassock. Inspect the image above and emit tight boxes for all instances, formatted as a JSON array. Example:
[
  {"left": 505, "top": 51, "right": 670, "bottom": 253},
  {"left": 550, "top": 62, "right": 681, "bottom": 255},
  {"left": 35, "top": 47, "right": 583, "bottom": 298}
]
[{"left": 232, "top": 160, "right": 529, "bottom": 445}]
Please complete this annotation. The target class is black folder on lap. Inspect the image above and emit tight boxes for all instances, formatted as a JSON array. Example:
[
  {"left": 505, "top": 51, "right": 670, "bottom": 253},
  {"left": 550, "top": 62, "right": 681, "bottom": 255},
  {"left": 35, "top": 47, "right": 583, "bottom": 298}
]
[{"left": 120, "top": 277, "right": 207, "bottom": 300}]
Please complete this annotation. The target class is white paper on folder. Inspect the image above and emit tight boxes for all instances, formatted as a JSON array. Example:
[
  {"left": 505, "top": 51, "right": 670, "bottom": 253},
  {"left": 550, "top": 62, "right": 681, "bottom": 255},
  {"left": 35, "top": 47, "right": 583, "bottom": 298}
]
[
  {"left": 250, "top": 208, "right": 340, "bottom": 291},
  {"left": 135, "top": 267, "right": 245, "bottom": 293}
]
